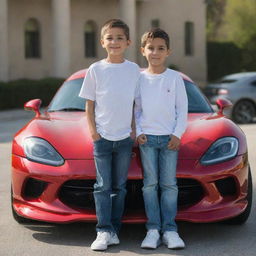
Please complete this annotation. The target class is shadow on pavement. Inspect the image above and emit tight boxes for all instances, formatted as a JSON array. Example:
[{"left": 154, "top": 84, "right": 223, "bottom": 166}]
[{"left": 20, "top": 220, "right": 255, "bottom": 255}]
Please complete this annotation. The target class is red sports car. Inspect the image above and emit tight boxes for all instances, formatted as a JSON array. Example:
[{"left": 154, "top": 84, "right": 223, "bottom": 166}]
[{"left": 11, "top": 69, "right": 252, "bottom": 224}]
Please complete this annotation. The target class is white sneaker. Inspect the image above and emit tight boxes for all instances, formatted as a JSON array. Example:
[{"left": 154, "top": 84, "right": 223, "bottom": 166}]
[
  {"left": 91, "top": 231, "right": 120, "bottom": 251},
  {"left": 110, "top": 232, "right": 120, "bottom": 245},
  {"left": 141, "top": 229, "right": 161, "bottom": 249},
  {"left": 162, "top": 231, "right": 185, "bottom": 249}
]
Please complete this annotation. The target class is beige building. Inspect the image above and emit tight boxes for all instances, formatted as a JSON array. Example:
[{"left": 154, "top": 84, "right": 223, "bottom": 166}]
[{"left": 0, "top": 0, "right": 207, "bottom": 85}]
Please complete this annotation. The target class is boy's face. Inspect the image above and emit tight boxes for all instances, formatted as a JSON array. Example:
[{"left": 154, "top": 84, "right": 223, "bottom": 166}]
[
  {"left": 101, "top": 27, "right": 130, "bottom": 57},
  {"left": 141, "top": 38, "right": 171, "bottom": 67}
]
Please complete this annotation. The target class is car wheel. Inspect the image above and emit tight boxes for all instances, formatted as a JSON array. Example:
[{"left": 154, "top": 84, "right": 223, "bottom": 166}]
[
  {"left": 11, "top": 186, "right": 31, "bottom": 224},
  {"left": 224, "top": 166, "right": 253, "bottom": 225},
  {"left": 232, "top": 100, "right": 256, "bottom": 124}
]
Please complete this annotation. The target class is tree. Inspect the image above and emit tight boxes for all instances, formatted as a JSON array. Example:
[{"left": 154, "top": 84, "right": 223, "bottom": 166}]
[
  {"left": 207, "top": 0, "right": 256, "bottom": 77},
  {"left": 207, "top": 0, "right": 227, "bottom": 41},
  {"left": 223, "top": 0, "right": 256, "bottom": 47},
  {"left": 223, "top": 0, "right": 256, "bottom": 70}
]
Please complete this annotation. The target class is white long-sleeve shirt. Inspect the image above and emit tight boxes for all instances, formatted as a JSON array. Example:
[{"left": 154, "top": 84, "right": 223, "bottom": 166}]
[{"left": 134, "top": 69, "right": 188, "bottom": 139}]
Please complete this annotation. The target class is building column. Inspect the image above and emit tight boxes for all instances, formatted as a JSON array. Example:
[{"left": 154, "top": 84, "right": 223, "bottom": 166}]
[
  {"left": 0, "top": 0, "right": 9, "bottom": 81},
  {"left": 52, "top": 0, "right": 70, "bottom": 78},
  {"left": 119, "top": 0, "right": 136, "bottom": 62}
]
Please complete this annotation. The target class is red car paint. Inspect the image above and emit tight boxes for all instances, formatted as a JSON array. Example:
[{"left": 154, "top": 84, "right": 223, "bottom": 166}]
[{"left": 11, "top": 70, "right": 251, "bottom": 224}]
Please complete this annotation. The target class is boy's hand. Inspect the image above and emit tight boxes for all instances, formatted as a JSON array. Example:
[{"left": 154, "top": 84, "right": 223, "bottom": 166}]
[
  {"left": 168, "top": 135, "right": 180, "bottom": 150},
  {"left": 130, "top": 130, "right": 136, "bottom": 140},
  {"left": 137, "top": 134, "right": 147, "bottom": 145},
  {"left": 92, "top": 133, "right": 101, "bottom": 142}
]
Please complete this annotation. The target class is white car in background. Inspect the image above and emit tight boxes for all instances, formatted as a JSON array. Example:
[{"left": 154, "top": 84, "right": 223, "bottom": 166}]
[{"left": 204, "top": 72, "right": 256, "bottom": 123}]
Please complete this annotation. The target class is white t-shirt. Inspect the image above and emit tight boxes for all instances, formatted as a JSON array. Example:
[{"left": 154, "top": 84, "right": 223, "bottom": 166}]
[
  {"left": 79, "top": 59, "right": 140, "bottom": 141},
  {"left": 134, "top": 69, "right": 188, "bottom": 139}
]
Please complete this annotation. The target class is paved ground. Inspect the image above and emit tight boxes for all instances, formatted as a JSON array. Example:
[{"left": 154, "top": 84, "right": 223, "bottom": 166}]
[{"left": 0, "top": 108, "right": 256, "bottom": 256}]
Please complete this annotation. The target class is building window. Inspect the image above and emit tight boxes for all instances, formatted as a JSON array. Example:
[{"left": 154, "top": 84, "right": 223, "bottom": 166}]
[
  {"left": 25, "top": 18, "right": 41, "bottom": 58},
  {"left": 84, "top": 21, "right": 97, "bottom": 58},
  {"left": 151, "top": 19, "right": 160, "bottom": 28},
  {"left": 185, "top": 21, "right": 194, "bottom": 56}
]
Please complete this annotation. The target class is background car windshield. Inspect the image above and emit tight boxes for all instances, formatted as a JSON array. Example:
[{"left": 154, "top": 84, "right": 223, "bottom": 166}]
[
  {"left": 219, "top": 79, "right": 237, "bottom": 84},
  {"left": 48, "top": 78, "right": 213, "bottom": 113}
]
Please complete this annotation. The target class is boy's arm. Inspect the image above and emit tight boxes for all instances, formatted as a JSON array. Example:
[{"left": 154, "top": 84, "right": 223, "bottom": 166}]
[
  {"left": 130, "top": 106, "right": 136, "bottom": 140},
  {"left": 79, "top": 66, "right": 99, "bottom": 141},
  {"left": 86, "top": 100, "right": 101, "bottom": 141},
  {"left": 134, "top": 92, "right": 147, "bottom": 144},
  {"left": 168, "top": 76, "right": 188, "bottom": 150},
  {"left": 134, "top": 91, "right": 143, "bottom": 137},
  {"left": 173, "top": 74, "right": 188, "bottom": 139}
]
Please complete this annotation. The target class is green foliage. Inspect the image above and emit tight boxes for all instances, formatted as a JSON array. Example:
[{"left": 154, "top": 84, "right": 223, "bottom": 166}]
[
  {"left": 207, "top": 0, "right": 256, "bottom": 81},
  {"left": 207, "top": 42, "right": 242, "bottom": 81},
  {"left": 207, "top": 0, "right": 227, "bottom": 41},
  {"left": 241, "top": 34, "right": 256, "bottom": 71},
  {"left": 223, "top": 0, "right": 256, "bottom": 47},
  {"left": 0, "top": 78, "right": 64, "bottom": 110}
]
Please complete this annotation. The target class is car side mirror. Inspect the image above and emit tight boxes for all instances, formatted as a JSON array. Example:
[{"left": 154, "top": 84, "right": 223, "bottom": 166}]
[
  {"left": 216, "top": 98, "right": 233, "bottom": 116},
  {"left": 24, "top": 99, "right": 42, "bottom": 117}
]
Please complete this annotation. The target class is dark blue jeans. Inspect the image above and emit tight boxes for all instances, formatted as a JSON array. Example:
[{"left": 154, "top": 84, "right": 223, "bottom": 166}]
[
  {"left": 139, "top": 135, "right": 178, "bottom": 232},
  {"left": 93, "top": 137, "right": 133, "bottom": 233}
]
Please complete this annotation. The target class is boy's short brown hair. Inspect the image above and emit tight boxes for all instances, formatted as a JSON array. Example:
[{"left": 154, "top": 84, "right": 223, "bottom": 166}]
[
  {"left": 141, "top": 28, "right": 170, "bottom": 49},
  {"left": 101, "top": 19, "right": 130, "bottom": 40}
]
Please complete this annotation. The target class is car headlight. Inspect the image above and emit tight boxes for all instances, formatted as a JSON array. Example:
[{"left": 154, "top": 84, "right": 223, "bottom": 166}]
[
  {"left": 24, "top": 137, "right": 64, "bottom": 166},
  {"left": 200, "top": 137, "right": 238, "bottom": 165}
]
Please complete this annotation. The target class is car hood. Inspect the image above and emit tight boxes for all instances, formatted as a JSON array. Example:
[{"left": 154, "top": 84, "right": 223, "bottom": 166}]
[{"left": 13, "top": 111, "right": 246, "bottom": 160}]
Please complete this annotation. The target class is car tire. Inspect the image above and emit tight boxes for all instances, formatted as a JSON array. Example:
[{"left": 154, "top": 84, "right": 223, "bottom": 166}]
[
  {"left": 224, "top": 166, "right": 253, "bottom": 225},
  {"left": 11, "top": 186, "right": 31, "bottom": 224},
  {"left": 232, "top": 100, "right": 256, "bottom": 124}
]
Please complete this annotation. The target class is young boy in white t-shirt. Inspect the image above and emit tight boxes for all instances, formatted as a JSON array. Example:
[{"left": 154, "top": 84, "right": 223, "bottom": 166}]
[
  {"left": 135, "top": 28, "right": 188, "bottom": 250},
  {"left": 79, "top": 19, "right": 140, "bottom": 251}
]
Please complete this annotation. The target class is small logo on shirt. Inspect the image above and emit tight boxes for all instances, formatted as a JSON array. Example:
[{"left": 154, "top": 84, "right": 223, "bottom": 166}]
[{"left": 167, "top": 89, "right": 170, "bottom": 93}]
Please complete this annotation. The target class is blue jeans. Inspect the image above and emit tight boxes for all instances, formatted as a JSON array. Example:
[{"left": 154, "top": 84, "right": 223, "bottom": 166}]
[
  {"left": 139, "top": 135, "right": 178, "bottom": 232},
  {"left": 93, "top": 137, "right": 133, "bottom": 234}
]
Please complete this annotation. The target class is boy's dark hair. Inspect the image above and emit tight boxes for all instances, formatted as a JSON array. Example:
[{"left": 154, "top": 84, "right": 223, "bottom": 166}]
[
  {"left": 141, "top": 28, "right": 170, "bottom": 49},
  {"left": 101, "top": 19, "right": 130, "bottom": 40}
]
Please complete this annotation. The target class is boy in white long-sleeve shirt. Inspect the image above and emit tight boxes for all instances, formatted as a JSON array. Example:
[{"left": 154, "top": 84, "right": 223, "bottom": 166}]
[{"left": 135, "top": 28, "right": 188, "bottom": 250}]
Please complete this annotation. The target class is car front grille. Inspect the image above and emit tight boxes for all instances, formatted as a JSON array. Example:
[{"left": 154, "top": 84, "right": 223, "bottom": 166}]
[{"left": 59, "top": 178, "right": 204, "bottom": 211}]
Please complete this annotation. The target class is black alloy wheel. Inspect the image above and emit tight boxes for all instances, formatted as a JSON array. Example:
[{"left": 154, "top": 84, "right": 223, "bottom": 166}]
[{"left": 232, "top": 100, "right": 256, "bottom": 124}]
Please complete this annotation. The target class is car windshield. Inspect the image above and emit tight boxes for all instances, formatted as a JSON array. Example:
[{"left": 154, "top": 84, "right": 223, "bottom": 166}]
[
  {"left": 48, "top": 78, "right": 85, "bottom": 112},
  {"left": 48, "top": 78, "right": 213, "bottom": 113},
  {"left": 184, "top": 80, "right": 213, "bottom": 113}
]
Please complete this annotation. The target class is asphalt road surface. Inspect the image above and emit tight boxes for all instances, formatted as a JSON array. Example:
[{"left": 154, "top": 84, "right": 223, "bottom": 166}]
[{"left": 0, "top": 109, "right": 256, "bottom": 256}]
